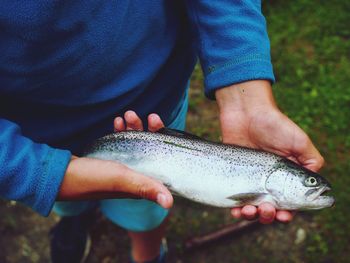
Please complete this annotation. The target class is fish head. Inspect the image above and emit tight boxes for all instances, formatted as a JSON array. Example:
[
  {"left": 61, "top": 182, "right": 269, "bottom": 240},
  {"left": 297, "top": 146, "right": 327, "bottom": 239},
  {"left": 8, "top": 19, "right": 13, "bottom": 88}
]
[{"left": 265, "top": 159, "right": 335, "bottom": 210}]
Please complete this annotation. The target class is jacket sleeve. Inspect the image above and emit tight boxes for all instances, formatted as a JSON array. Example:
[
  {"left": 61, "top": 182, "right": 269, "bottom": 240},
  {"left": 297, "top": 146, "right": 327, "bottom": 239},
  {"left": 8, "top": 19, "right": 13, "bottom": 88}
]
[
  {"left": 0, "top": 118, "right": 72, "bottom": 216},
  {"left": 186, "top": 0, "right": 275, "bottom": 99}
]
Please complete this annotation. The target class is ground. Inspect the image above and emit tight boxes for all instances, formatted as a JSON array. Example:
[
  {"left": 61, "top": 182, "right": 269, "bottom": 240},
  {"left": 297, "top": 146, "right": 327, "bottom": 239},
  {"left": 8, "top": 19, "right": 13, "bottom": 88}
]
[{"left": 1, "top": 1, "right": 349, "bottom": 262}]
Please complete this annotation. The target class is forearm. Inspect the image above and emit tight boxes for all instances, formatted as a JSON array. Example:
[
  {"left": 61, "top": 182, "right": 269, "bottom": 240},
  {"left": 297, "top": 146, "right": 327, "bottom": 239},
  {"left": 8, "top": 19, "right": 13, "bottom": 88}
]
[{"left": 215, "top": 80, "right": 277, "bottom": 114}]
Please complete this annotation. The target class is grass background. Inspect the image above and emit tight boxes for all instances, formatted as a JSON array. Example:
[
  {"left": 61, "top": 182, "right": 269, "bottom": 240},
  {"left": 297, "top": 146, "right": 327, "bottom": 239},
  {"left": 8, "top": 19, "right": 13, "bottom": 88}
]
[{"left": 0, "top": 0, "right": 349, "bottom": 262}]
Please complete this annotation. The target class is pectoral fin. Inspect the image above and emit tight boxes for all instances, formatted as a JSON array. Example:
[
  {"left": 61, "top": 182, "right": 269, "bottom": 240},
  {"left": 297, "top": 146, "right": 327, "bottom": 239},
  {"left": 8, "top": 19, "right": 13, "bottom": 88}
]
[{"left": 227, "top": 193, "right": 265, "bottom": 206}]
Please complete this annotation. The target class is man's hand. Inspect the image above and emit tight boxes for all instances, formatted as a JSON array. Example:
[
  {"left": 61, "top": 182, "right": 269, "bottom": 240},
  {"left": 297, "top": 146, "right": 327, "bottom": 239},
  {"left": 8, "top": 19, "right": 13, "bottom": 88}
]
[
  {"left": 57, "top": 111, "right": 173, "bottom": 209},
  {"left": 216, "top": 80, "right": 324, "bottom": 224}
]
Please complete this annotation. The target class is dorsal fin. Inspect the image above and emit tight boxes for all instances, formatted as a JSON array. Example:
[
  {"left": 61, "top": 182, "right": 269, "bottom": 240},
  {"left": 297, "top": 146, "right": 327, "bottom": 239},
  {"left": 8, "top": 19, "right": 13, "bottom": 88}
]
[{"left": 157, "top": 128, "right": 204, "bottom": 141}]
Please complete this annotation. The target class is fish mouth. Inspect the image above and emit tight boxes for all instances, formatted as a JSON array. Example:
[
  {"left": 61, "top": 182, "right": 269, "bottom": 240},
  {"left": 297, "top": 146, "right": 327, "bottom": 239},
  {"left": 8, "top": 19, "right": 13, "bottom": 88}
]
[{"left": 307, "top": 186, "right": 335, "bottom": 208}]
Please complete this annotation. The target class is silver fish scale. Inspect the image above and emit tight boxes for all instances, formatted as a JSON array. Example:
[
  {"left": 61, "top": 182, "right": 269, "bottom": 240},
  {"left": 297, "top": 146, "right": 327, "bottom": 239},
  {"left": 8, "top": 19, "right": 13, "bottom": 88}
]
[
  {"left": 85, "top": 131, "right": 284, "bottom": 208},
  {"left": 90, "top": 131, "right": 282, "bottom": 163}
]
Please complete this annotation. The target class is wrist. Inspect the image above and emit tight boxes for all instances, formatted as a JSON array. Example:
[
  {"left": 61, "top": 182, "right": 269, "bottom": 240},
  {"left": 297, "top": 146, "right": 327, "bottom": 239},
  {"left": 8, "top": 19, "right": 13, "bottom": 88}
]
[
  {"left": 58, "top": 157, "right": 172, "bottom": 208},
  {"left": 215, "top": 80, "right": 278, "bottom": 116}
]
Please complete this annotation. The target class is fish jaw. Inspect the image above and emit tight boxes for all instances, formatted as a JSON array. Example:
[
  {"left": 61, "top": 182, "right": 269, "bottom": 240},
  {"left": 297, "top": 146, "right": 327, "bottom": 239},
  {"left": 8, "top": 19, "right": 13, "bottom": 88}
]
[
  {"left": 305, "top": 186, "right": 335, "bottom": 209},
  {"left": 275, "top": 186, "right": 335, "bottom": 210},
  {"left": 311, "top": 196, "right": 335, "bottom": 209}
]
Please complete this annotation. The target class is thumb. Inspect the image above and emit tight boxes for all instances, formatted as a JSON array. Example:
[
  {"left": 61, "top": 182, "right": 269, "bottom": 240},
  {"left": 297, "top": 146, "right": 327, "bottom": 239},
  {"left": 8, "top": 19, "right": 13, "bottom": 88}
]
[
  {"left": 119, "top": 167, "right": 174, "bottom": 209},
  {"left": 292, "top": 134, "right": 325, "bottom": 172}
]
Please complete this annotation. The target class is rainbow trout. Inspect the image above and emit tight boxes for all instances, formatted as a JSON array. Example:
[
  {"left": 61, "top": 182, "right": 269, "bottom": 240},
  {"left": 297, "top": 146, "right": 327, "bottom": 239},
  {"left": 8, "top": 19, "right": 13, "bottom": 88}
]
[{"left": 85, "top": 128, "right": 334, "bottom": 210}]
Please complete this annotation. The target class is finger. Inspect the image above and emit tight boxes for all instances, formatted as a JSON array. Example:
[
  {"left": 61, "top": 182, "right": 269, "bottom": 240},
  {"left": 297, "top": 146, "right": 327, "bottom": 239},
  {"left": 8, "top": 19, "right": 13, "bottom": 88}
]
[
  {"left": 124, "top": 110, "right": 144, "bottom": 131},
  {"left": 258, "top": 203, "right": 276, "bottom": 224},
  {"left": 114, "top": 117, "right": 125, "bottom": 132},
  {"left": 276, "top": 210, "right": 294, "bottom": 223},
  {"left": 148, "top": 113, "right": 165, "bottom": 132},
  {"left": 241, "top": 205, "right": 258, "bottom": 220},
  {"left": 122, "top": 167, "right": 174, "bottom": 209},
  {"left": 231, "top": 208, "right": 242, "bottom": 219},
  {"left": 297, "top": 147, "right": 324, "bottom": 172}
]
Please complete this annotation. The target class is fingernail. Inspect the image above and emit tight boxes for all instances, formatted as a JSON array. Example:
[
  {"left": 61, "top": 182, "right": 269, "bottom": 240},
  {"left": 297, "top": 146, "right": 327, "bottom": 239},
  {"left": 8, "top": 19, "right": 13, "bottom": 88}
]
[
  {"left": 124, "top": 111, "right": 132, "bottom": 119},
  {"left": 156, "top": 193, "right": 168, "bottom": 208},
  {"left": 150, "top": 115, "right": 159, "bottom": 125}
]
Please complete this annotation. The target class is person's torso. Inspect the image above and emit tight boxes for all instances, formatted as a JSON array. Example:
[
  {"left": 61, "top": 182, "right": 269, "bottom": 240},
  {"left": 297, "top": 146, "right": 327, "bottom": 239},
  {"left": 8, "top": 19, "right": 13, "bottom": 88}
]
[{"left": 0, "top": 0, "right": 196, "bottom": 152}]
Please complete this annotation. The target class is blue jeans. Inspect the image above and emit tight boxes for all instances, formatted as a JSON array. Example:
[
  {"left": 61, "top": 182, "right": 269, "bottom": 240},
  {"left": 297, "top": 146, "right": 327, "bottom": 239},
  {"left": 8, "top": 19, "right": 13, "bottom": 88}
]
[{"left": 53, "top": 94, "right": 188, "bottom": 232}]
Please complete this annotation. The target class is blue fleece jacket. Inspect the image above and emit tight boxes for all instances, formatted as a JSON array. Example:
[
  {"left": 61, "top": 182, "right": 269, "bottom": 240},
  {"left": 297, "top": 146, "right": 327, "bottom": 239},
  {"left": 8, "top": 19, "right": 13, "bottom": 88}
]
[{"left": 0, "top": 0, "right": 274, "bottom": 216}]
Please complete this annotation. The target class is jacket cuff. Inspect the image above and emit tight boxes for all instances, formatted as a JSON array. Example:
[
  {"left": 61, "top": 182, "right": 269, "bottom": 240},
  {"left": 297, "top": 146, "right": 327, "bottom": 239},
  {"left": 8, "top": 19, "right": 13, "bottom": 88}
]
[
  {"left": 204, "top": 57, "right": 275, "bottom": 100},
  {"left": 32, "top": 148, "right": 72, "bottom": 216}
]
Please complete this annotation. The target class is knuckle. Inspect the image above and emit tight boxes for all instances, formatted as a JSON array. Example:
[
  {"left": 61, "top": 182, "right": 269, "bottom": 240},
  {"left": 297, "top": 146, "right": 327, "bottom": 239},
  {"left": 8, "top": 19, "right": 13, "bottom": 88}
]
[{"left": 137, "top": 184, "right": 154, "bottom": 200}]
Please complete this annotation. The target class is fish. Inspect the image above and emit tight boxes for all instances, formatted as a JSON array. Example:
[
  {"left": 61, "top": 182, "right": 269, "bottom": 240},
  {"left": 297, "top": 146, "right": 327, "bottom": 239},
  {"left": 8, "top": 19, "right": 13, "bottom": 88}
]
[{"left": 84, "top": 128, "right": 335, "bottom": 210}]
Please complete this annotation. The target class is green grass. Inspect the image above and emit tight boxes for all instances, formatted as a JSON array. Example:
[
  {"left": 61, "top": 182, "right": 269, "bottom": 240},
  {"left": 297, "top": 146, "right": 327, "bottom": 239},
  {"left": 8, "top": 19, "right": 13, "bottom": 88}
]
[{"left": 264, "top": 1, "right": 350, "bottom": 262}]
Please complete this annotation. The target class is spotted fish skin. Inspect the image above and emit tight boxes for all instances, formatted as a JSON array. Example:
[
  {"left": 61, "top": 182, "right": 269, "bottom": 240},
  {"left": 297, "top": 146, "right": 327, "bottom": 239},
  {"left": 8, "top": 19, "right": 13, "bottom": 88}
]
[{"left": 84, "top": 129, "right": 334, "bottom": 210}]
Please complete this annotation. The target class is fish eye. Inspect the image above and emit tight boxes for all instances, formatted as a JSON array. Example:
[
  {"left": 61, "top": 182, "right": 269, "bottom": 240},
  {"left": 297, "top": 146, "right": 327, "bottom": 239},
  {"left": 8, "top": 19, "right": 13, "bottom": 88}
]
[{"left": 305, "top": 176, "right": 318, "bottom": 186}]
